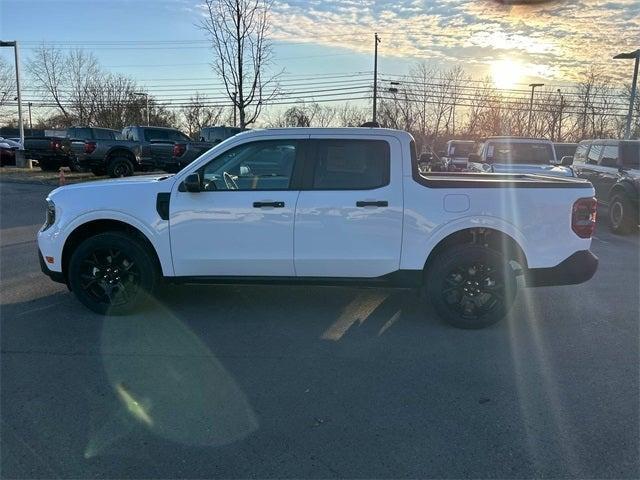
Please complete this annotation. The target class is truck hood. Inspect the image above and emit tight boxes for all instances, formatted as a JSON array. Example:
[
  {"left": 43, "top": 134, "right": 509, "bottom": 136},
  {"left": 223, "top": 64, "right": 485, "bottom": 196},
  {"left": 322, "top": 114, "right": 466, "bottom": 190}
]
[
  {"left": 48, "top": 174, "right": 177, "bottom": 206},
  {"left": 489, "top": 163, "right": 574, "bottom": 177}
]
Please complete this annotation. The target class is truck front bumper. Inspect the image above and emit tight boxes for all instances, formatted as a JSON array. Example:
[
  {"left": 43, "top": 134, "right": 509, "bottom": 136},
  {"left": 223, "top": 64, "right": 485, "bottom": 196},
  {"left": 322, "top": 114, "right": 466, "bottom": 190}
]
[
  {"left": 525, "top": 250, "right": 598, "bottom": 287},
  {"left": 38, "top": 249, "right": 66, "bottom": 284}
]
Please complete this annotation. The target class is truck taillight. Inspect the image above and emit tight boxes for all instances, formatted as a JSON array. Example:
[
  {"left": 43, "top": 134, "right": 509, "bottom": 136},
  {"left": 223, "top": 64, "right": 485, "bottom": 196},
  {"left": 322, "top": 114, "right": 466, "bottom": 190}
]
[
  {"left": 173, "top": 143, "right": 186, "bottom": 157},
  {"left": 84, "top": 141, "right": 97, "bottom": 154},
  {"left": 50, "top": 139, "right": 62, "bottom": 150},
  {"left": 572, "top": 197, "right": 597, "bottom": 238}
]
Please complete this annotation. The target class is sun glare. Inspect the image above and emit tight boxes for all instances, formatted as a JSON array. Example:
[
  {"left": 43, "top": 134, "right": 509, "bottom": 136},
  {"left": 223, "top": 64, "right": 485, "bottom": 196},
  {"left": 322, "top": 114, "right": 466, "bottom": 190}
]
[{"left": 490, "top": 59, "right": 525, "bottom": 89}]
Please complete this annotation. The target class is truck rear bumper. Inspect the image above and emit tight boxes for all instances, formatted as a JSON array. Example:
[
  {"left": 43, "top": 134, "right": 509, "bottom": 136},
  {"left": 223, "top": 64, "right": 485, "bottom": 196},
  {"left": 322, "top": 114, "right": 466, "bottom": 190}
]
[{"left": 525, "top": 250, "right": 598, "bottom": 287}]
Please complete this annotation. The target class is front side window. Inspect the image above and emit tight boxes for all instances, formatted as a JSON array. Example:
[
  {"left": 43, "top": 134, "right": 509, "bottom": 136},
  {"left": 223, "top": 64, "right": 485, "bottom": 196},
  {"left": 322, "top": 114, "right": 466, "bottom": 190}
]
[
  {"left": 600, "top": 145, "right": 619, "bottom": 167},
  {"left": 168, "top": 130, "right": 191, "bottom": 142},
  {"left": 573, "top": 142, "right": 589, "bottom": 164},
  {"left": 312, "top": 139, "right": 390, "bottom": 190},
  {"left": 587, "top": 144, "right": 603, "bottom": 164},
  {"left": 201, "top": 140, "right": 297, "bottom": 191},
  {"left": 94, "top": 129, "right": 116, "bottom": 140},
  {"left": 620, "top": 142, "right": 640, "bottom": 169}
]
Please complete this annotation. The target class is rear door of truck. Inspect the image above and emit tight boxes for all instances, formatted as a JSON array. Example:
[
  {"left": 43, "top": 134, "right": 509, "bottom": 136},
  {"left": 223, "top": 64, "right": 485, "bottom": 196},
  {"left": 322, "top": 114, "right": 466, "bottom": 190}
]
[{"left": 294, "top": 134, "right": 404, "bottom": 278}]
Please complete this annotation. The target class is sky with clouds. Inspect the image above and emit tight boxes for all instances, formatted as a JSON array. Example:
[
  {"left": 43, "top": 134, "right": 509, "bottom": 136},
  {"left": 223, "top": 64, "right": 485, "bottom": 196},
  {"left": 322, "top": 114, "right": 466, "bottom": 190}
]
[{"left": 0, "top": 0, "right": 638, "bottom": 98}]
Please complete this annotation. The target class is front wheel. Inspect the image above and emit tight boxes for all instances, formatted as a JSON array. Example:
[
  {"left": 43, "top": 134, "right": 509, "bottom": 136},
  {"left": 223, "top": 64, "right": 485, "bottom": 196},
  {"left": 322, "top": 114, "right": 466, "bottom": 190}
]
[
  {"left": 608, "top": 193, "right": 638, "bottom": 234},
  {"left": 68, "top": 232, "right": 159, "bottom": 315},
  {"left": 425, "top": 244, "right": 518, "bottom": 329}
]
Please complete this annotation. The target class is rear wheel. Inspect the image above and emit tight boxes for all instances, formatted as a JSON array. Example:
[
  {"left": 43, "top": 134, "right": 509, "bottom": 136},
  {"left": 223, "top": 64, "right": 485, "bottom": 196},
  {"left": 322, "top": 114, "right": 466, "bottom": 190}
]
[
  {"left": 107, "top": 157, "right": 134, "bottom": 178},
  {"left": 425, "top": 244, "right": 518, "bottom": 329},
  {"left": 68, "top": 232, "right": 159, "bottom": 315},
  {"left": 608, "top": 193, "right": 638, "bottom": 234}
]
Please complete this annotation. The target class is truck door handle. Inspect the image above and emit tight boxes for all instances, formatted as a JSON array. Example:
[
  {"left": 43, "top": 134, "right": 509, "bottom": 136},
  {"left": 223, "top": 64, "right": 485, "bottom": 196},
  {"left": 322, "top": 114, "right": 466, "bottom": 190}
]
[
  {"left": 253, "top": 201, "right": 284, "bottom": 208},
  {"left": 356, "top": 200, "right": 388, "bottom": 207}
]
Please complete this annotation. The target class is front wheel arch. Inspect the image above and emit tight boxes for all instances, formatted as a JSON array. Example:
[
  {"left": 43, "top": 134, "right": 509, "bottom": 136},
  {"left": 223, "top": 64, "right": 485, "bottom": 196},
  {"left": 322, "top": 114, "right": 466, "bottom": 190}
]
[{"left": 61, "top": 219, "right": 162, "bottom": 286}]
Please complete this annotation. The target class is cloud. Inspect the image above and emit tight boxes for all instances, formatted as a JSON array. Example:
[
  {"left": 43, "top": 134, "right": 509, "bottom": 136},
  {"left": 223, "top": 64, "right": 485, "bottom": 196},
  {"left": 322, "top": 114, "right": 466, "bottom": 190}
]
[{"left": 269, "top": 0, "right": 640, "bottom": 82}]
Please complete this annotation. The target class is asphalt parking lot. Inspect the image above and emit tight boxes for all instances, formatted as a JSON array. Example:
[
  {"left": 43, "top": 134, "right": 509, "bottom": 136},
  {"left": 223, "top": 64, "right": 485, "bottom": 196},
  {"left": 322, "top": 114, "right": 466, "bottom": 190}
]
[{"left": 1, "top": 180, "right": 638, "bottom": 479}]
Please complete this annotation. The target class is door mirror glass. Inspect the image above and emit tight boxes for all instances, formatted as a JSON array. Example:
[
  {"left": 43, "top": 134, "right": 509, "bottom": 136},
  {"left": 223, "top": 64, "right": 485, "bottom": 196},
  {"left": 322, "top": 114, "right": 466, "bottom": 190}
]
[
  {"left": 182, "top": 173, "right": 201, "bottom": 192},
  {"left": 561, "top": 156, "right": 574, "bottom": 166}
]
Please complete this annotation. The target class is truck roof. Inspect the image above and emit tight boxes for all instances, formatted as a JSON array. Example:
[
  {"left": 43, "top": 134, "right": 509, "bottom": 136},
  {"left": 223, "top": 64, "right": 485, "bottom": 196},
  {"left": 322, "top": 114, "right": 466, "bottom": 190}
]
[
  {"left": 483, "top": 136, "right": 553, "bottom": 143},
  {"left": 233, "top": 127, "right": 414, "bottom": 140}
]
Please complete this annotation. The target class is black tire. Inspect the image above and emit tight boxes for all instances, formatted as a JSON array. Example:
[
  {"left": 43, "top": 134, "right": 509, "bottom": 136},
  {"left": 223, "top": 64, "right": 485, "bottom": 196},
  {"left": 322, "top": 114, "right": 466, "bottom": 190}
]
[
  {"left": 107, "top": 157, "right": 134, "bottom": 178},
  {"left": 68, "top": 232, "right": 159, "bottom": 315},
  {"left": 425, "top": 244, "right": 518, "bottom": 329},
  {"left": 39, "top": 160, "right": 58, "bottom": 172},
  {"left": 91, "top": 167, "right": 106, "bottom": 176},
  {"left": 608, "top": 193, "right": 638, "bottom": 235}
]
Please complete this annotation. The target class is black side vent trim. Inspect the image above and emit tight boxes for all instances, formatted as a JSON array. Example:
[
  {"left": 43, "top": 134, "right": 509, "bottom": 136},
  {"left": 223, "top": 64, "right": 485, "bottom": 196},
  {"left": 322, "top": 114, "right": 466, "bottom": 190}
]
[{"left": 156, "top": 192, "right": 171, "bottom": 220}]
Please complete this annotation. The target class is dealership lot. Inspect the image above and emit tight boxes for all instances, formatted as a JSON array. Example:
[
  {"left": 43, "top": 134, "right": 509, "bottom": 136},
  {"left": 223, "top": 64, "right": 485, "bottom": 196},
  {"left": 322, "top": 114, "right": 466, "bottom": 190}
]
[{"left": 1, "top": 181, "right": 638, "bottom": 479}]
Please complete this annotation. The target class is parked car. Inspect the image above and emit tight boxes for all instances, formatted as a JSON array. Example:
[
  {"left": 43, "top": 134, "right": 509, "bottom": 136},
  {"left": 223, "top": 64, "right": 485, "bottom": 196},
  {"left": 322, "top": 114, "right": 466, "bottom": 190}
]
[
  {"left": 199, "top": 126, "right": 243, "bottom": 144},
  {"left": 565, "top": 139, "right": 639, "bottom": 234},
  {"left": 441, "top": 140, "right": 476, "bottom": 171},
  {"left": 554, "top": 142, "right": 578, "bottom": 161},
  {"left": 23, "top": 126, "right": 120, "bottom": 172},
  {"left": 38, "top": 128, "right": 598, "bottom": 329},
  {"left": 467, "top": 136, "right": 574, "bottom": 177},
  {"left": 0, "top": 137, "right": 21, "bottom": 166},
  {"left": 79, "top": 125, "right": 212, "bottom": 177}
]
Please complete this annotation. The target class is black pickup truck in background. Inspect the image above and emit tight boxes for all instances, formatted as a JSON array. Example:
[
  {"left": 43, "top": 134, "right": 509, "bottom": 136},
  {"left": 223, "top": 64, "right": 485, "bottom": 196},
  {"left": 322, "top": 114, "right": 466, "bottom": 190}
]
[
  {"left": 24, "top": 127, "right": 120, "bottom": 171},
  {"left": 79, "top": 125, "right": 214, "bottom": 177}
]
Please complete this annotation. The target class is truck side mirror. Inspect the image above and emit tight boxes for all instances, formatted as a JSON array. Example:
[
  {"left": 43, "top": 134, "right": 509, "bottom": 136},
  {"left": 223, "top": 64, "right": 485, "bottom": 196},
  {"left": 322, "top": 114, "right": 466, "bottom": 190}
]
[
  {"left": 560, "top": 156, "right": 573, "bottom": 166},
  {"left": 181, "top": 173, "right": 201, "bottom": 192}
]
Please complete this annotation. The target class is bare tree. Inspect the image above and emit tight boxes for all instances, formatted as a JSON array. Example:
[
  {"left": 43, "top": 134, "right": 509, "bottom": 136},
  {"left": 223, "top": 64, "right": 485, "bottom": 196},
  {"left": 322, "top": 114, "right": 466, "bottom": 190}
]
[
  {"left": 337, "top": 103, "right": 368, "bottom": 126},
  {"left": 200, "top": 0, "right": 279, "bottom": 129},
  {"left": 27, "top": 45, "right": 71, "bottom": 120},
  {"left": 0, "top": 57, "right": 15, "bottom": 108},
  {"left": 180, "top": 93, "right": 226, "bottom": 138}
]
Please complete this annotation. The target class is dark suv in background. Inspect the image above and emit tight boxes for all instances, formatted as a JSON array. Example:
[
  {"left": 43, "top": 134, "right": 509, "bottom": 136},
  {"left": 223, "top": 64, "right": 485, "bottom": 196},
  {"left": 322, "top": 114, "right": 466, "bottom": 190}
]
[{"left": 567, "top": 139, "right": 640, "bottom": 234}]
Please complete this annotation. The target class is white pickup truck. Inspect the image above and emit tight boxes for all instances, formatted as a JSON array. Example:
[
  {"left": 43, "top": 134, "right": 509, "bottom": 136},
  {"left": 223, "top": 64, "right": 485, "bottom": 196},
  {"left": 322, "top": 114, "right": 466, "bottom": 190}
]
[
  {"left": 467, "top": 136, "right": 575, "bottom": 178},
  {"left": 38, "top": 128, "right": 598, "bottom": 329}
]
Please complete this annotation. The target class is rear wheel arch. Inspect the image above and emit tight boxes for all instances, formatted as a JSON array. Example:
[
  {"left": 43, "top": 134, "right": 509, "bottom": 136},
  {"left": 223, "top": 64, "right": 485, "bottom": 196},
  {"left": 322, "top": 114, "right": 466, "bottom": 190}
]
[
  {"left": 61, "top": 219, "right": 162, "bottom": 284},
  {"left": 106, "top": 148, "right": 135, "bottom": 164},
  {"left": 423, "top": 227, "right": 528, "bottom": 274}
]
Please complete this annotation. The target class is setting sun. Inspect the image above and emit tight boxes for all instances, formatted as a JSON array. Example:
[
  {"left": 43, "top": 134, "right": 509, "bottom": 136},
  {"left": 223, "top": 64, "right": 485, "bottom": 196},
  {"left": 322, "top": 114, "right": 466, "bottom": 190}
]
[{"left": 490, "top": 59, "right": 525, "bottom": 89}]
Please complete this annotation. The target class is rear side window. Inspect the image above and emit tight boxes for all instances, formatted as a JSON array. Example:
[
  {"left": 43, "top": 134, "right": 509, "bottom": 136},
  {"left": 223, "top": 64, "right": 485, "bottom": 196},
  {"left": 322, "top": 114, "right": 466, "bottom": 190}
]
[
  {"left": 94, "top": 129, "right": 116, "bottom": 140},
  {"left": 68, "top": 127, "right": 92, "bottom": 140},
  {"left": 312, "top": 139, "right": 390, "bottom": 190},
  {"left": 144, "top": 129, "right": 170, "bottom": 142},
  {"left": 587, "top": 144, "right": 603, "bottom": 164}
]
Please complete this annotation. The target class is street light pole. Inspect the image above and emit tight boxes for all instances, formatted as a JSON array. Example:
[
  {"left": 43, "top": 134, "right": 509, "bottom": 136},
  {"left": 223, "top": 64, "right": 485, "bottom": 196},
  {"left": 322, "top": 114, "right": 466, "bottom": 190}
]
[
  {"left": 614, "top": 49, "right": 640, "bottom": 139},
  {"left": 28, "top": 101, "right": 33, "bottom": 131},
  {"left": 528, "top": 83, "right": 544, "bottom": 136},
  {"left": 0, "top": 40, "right": 24, "bottom": 152},
  {"left": 372, "top": 33, "right": 380, "bottom": 123}
]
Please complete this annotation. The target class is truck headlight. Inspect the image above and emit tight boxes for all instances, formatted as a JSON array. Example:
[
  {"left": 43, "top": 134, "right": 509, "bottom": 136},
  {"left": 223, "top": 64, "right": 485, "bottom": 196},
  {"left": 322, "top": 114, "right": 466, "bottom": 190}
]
[{"left": 42, "top": 199, "right": 56, "bottom": 231}]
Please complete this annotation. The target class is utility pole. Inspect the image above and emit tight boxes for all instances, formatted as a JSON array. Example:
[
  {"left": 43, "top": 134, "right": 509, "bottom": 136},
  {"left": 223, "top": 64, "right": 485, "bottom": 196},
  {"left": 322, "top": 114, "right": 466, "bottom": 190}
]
[
  {"left": 232, "top": 91, "right": 237, "bottom": 127},
  {"left": 372, "top": 33, "right": 381, "bottom": 123},
  {"left": 614, "top": 49, "right": 639, "bottom": 139},
  {"left": 28, "top": 101, "right": 33, "bottom": 131},
  {"left": 528, "top": 83, "right": 544, "bottom": 136},
  {"left": 557, "top": 89, "right": 564, "bottom": 142}
]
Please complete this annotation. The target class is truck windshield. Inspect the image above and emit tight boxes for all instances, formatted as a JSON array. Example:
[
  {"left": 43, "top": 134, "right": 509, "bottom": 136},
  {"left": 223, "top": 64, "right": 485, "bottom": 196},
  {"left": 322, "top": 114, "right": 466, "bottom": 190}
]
[{"left": 488, "top": 142, "right": 554, "bottom": 165}]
